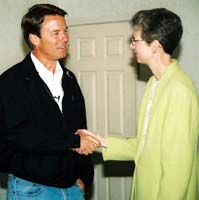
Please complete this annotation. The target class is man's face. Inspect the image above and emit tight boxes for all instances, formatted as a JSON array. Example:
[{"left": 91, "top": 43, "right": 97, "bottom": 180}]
[{"left": 33, "top": 15, "right": 69, "bottom": 62}]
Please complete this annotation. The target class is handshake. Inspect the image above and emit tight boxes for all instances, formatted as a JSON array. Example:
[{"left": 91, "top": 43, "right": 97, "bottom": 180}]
[{"left": 73, "top": 129, "right": 107, "bottom": 155}]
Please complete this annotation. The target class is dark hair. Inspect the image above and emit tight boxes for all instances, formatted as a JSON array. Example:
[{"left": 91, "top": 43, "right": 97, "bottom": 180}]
[
  {"left": 130, "top": 8, "right": 183, "bottom": 54},
  {"left": 21, "top": 4, "right": 67, "bottom": 49}
]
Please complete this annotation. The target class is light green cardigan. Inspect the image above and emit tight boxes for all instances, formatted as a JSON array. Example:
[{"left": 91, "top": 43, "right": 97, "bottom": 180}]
[{"left": 103, "top": 60, "right": 199, "bottom": 200}]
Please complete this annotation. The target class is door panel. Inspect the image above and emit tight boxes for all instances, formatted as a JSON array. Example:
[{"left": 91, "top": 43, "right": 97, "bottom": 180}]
[{"left": 69, "top": 21, "right": 136, "bottom": 200}]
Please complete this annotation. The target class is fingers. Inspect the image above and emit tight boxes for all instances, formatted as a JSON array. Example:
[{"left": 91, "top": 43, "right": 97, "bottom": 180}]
[
  {"left": 73, "top": 129, "right": 107, "bottom": 155},
  {"left": 76, "top": 178, "right": 85, "bottom": 191},
  {"left": 80, "top": 133, "right": 100, "bottom": 155},
  {"left": 76, "top": 129, "right": 100, "bottom": 146},
  {"left": 72, "top": 131, "right": 100, "bottom": 155},
  {"left": 77, "top": 129, "right": 107, "bottom": 148},
  {"left": 76, "top": 129, "right": 95, "bottom": 137},
  {"left": 97, "top": 135, "right": 107, "bottom": 148},
  {"left": 76, "top": 129, "right": 100, "bottom": 144}
]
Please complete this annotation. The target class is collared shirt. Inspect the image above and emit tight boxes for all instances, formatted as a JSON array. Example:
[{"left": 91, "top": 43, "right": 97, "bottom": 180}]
[{"left": 30, "top": 52, "right": 64, "bottom": 112}]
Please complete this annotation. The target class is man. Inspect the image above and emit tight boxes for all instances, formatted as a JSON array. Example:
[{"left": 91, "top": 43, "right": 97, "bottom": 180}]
[
  {"left": 0, "top": 4, "right": 99, "bottom": 200},
  {"left": 77, "top": 8, "right": 199, "bottom": 200}
]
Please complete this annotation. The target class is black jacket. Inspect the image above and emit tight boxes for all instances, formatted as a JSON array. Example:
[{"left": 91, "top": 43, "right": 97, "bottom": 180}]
[{"left": 0, "top": 54, "right": 94, "bottom": 189}]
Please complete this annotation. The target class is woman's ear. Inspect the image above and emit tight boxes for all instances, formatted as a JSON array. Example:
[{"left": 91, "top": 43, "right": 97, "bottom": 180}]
[{"left": 151, "top": 40, "right": 162, "bottom": 53}]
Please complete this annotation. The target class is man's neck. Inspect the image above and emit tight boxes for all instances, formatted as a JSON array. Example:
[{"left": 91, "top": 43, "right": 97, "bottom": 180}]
[{"left": 32, "top": 51, "right": 56, "bottom": 73}]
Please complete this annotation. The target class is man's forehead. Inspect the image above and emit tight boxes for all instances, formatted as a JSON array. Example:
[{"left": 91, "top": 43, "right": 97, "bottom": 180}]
[{"left": 41, "top": 15, "right": 67, "bottom": 29}]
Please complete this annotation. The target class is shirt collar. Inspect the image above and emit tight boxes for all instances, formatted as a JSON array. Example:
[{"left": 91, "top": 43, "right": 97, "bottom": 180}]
[{"left": 30, "top": 52, "right": 63, "bottom": 78}]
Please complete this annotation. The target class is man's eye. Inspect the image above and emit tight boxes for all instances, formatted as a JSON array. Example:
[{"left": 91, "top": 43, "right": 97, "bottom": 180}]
[{"left": 52, "top": 32, "right": 59, "bottom": 35}]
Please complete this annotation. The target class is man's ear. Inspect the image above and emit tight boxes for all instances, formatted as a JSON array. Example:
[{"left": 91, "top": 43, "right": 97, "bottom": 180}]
[{"left": 29, "top": 33, "right": 40, "bottom": 46}]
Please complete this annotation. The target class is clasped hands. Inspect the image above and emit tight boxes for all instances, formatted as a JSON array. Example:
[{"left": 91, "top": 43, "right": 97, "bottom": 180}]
[{"left": 73, "top": 129, "right": 107, "bottom": 155}]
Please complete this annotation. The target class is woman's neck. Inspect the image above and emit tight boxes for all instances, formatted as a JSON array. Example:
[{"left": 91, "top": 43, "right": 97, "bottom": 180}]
[{"left": 149, "top": 53, "right": 171, "bottom": 80}]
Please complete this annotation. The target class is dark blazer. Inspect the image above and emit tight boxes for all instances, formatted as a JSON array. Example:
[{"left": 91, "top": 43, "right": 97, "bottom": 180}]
[{"left": 0, "top": 54, "right": 94, "bottom": 189}]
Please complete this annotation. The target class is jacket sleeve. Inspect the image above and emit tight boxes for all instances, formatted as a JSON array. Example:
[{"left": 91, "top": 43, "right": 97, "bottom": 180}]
[
  {"left": 0, "top": 74, "right": 81, "bottom": 154},
  {"left": 102, "top": 137, "right": 138, "bottom": 161},
  {"left": 0, "top": 95, "right": 80, "bottom": 154},
  {"left": 69, "top": 71, "right": 94, "bottom": 190},
  {"left": 158, "top": 85, "right": 199, "bottom": 199},
  {"left": 76, "top": 154, "right": 94, "bottom": 190},
  {"left": 0, "top": 95, "right": 14, "bottom": 172}
]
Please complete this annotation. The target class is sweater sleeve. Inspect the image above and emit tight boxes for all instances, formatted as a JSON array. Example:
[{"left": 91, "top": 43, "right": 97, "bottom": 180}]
[{"left": 102, "top": 137, "right": 138, "bottom": 161}]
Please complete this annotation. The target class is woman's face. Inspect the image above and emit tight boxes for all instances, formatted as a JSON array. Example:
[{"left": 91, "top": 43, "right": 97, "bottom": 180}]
[{"left": 130, "top": 28, "right": 154, "bottom": 65}]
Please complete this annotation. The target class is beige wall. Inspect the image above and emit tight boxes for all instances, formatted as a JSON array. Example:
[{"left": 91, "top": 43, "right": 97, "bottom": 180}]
[
  {"left": 0, "top": 0, "right": 198, "bottom": 88},
  {"left": 0, "top": 0, "right": 198, "bottom": 199}
]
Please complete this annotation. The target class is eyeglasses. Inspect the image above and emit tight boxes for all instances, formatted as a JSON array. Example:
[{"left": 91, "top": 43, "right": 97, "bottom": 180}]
[{"left": 131, "top": 38, "right": 144, "bottom": 45}]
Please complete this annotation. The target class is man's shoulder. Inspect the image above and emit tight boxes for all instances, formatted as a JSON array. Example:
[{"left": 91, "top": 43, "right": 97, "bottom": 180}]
[
  {"left": 0, "top": 58, "right": 29, "bottom": 93},
  {"left": 0, "top": 54, "right": 31, "bottom": 81},
  {"left": 0, "top": 64, "right": 23, "bottom": 89}
]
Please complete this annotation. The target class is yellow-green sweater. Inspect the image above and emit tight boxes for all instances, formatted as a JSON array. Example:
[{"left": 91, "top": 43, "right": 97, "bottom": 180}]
[{"left": 103, "top": 59, "right": 199, "bottom": 200}]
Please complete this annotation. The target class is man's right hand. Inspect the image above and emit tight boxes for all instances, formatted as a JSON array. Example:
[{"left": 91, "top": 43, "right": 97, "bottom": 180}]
[
  {"left": 73, "top": 130, "right": 101, "bottom": 155},
  {"left": 73, "top": 129, "right": 107, "bottom": 155}
]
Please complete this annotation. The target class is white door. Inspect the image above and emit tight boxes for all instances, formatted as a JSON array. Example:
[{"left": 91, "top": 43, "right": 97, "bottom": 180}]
[{"left": 69, "top": 21, "right": 137, "bottom": 200}]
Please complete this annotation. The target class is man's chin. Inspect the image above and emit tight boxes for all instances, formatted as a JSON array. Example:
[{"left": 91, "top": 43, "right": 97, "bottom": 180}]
[{"left": 57, "top": 53, "right": 67, "bottom": 60}]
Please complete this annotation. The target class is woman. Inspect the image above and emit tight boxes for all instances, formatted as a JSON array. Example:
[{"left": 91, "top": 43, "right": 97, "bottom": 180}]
[{"left": 77, "top": 8, "right": 199, "bottom": 200}]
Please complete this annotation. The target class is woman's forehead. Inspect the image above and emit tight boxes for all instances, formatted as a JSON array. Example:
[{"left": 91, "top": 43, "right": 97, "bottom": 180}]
[{"left": 133, "top": 27, "right": 142, "bottom": 37}]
